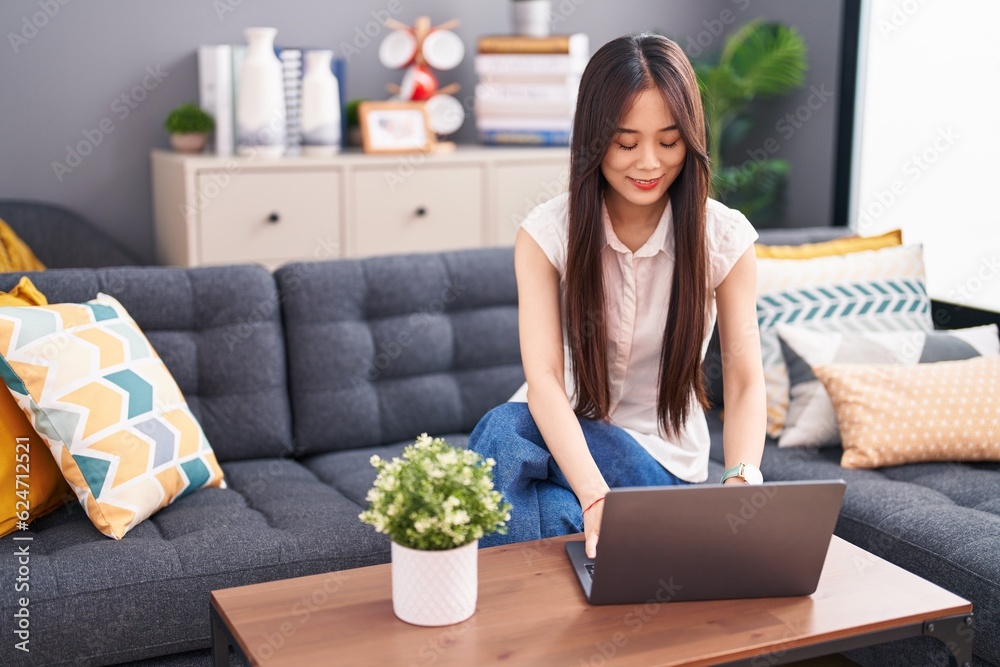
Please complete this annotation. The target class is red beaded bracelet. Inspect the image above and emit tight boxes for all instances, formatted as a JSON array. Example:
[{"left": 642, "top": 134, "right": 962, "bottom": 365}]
[{"left": 583, "top": 496, "right": 606, "bottom": 515}]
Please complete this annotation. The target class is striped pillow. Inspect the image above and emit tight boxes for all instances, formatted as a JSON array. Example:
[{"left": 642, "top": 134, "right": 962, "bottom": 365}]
[
  {"left": 777, "top": 324, "right": 1000, "bottom": 448},
  {"left": 756, "top": 244, "right": 933, "bottom": 438}
]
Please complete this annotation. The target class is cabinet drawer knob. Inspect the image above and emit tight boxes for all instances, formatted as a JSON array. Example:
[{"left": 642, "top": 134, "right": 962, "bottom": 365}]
[
  {"left": 267, "top": 212, "right": 280, "bottom": 224},
  {"left": 415, "top": 207, "right": 427, "bottom": 217}
]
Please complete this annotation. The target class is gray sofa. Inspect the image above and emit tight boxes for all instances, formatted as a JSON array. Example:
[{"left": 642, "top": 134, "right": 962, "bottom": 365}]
[
  {"left": 0, "top": 229, "right": 996, "bottom": 666},
  {"left": 0, "top": 200, "right": 138, "bottom": 269}
]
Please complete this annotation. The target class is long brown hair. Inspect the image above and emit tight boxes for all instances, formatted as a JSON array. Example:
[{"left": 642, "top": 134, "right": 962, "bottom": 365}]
[{"left": 566, "top": 33, "right": 711, "bottom": 439}]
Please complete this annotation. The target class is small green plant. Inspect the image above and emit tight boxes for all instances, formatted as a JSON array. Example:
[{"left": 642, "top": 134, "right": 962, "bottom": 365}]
[
  {"left": 359, "top": 434, "right": 511, "bottom": 550},
  {"left": 694, "top": 20, "right": 808, "bottom": 225},
  {"left": 164, "top": 103, "right": 215, "bottom": 135},
  {"left": 346, "top": 98, "right": 366, "bottom": 128}
]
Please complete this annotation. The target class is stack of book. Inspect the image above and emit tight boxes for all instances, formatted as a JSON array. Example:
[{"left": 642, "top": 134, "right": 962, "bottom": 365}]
[
  {"left": 197, "top": 44, "right": 346, "bottom": 156},
  {"left": 474, "top": 33, "right": 589, "bottom": 146}
]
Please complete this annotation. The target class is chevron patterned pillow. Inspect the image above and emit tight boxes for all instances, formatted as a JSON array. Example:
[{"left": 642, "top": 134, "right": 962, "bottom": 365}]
[
  {"left": 0, "top": 293, "right": 226, "bottom": 539},
  {"left": 756, "top": 244, "right": 933, "bottom": 438},
  {"left": 777, "top": 324, "right": 1000, "bottom": 448}
]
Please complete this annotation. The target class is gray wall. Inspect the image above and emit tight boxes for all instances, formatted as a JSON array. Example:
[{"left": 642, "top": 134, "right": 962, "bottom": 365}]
[{"left": 0, "top": 0, "right": 844, "bottom": 263}]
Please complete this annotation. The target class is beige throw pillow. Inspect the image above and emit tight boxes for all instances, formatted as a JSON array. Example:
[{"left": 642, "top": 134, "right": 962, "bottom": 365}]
[{"left": 813, "top": 356, "right": 1000, "bottom": 469}]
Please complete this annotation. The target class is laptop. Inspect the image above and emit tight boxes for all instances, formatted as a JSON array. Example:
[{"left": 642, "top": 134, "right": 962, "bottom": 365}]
[{"left": 565, "top": 480, "right": 846, "bottom": 605}]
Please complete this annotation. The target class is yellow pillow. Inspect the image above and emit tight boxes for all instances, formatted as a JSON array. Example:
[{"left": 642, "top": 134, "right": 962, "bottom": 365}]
[
  {"left": 755, "top": 229, "right": 902, "bottom": 259},
  {"left": 0, "top": 218, "right": 45, "bottom": 272},
  {"left": 813, "top": 355, "right": 1000, "bottom": 469},
  {"left": 0, "top": 278, "right": 73, "bottom": 537}
]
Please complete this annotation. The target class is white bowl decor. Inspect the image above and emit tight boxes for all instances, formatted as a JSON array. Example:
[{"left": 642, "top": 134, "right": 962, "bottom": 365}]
[{"left": 359, "top": 434, "right": 511, "bottom": 627}]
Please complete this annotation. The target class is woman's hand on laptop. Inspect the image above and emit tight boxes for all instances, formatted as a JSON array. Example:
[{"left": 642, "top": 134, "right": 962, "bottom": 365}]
[{"left": 582, "top": 495, "right": 606, "bottom": 559}]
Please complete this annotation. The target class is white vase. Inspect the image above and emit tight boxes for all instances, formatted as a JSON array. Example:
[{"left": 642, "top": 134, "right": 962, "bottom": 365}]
[
  {"left": 300, "top": 50, "right": 341, "bottom": 157},
  {"left": 512, "top": 0, "right": 552, "bottom": 38},
  {"left": 391, "top": 540, "right": 478, "bottom": 626},
  {"left": 237, "top": 27, "right": 286, "bottom": 157}
]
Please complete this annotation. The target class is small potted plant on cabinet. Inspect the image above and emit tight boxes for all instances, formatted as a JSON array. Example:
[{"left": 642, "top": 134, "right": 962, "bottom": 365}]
[{"left": 164, "top": 103, "right": 215, "bottom": 154}]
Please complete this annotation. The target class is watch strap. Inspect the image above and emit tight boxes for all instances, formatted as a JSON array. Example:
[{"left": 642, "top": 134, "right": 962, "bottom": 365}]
[{"left": 721, "top": 463, "right": 745, "bottom": 484}]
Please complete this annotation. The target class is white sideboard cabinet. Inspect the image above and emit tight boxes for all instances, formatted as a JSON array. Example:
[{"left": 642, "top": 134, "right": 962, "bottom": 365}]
[{"left": 151, "top": 146, "right": 570, "bottom": 268}]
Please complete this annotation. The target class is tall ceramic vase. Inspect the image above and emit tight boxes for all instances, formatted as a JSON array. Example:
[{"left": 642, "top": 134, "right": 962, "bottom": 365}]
[
  {"left": 300, "top": 50, "right": 342, "bottom": 157},
  {"left": 237, "top": 27, "right": 286, "bottom": 157},
  {"left": 391, "top": 540, "right": 478, "bottom": 626}
]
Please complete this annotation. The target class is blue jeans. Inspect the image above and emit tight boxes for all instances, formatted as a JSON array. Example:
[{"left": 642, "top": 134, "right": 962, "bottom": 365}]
[{"left": 468, "top": 402, "right": 690, "bottom": 548}]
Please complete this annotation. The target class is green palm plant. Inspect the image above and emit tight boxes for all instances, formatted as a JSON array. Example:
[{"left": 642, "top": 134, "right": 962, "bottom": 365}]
[{"left": 694, "top": 20, "right": 808, "bottom": 225}]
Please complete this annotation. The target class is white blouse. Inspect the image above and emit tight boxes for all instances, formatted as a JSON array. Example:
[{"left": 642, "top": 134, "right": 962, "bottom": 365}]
[{"left": 509, "top": 192, "right": 758, "bottom": 482}]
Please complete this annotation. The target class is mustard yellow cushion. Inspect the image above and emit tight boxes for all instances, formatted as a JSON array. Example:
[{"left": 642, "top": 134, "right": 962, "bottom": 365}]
[
  {"left": 813, "top": 355, "right": 1000, "bottom": 469},
  {"left": 0, "top": 278, "right": 73, "bottom": 537},
  {"left": 0, "top": 218, "right": 45, "bottom": 272},
  {"left": 755, "top": 229, "right": 902, "bottom": 259}
]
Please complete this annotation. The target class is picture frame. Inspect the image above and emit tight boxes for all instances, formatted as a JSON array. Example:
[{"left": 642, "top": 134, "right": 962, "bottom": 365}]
[{"left": 359, "top": 101, "right": 436, "bottom": 154}]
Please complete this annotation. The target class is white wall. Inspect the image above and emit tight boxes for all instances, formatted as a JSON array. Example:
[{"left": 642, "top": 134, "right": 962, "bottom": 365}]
[{"left": 851, "top": 0, "right": 1000, "bottom": 312}]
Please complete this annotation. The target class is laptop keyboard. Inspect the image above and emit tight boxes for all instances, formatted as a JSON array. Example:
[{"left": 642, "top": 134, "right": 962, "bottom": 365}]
[{"left": 585, "top": 563, "right": 595, "bottom": 579}]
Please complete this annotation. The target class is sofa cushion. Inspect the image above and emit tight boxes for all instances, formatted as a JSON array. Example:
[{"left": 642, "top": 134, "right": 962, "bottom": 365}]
[
  {"left": 0, "top": 266, "right": 294, "bottom": 463},
  {"left": 706, "top": 409, "right": 1000, "bottom": 666},
  {"left": 0, "top": 293, "right": 227, "bottom": 539},
  {"left": 703, "top": 226, "right": 853, "bottom": 408},
  {"left": 756, "top": 244, "right": 933, "bottom": 438},
  {"left": 0, "top": 456, "right": 387, "bottom": 665},
  {"left": 0, "top": 278, "right": 73, "bottom": 538},
  {"left": 815, "top": 355, "right": 1000, "bottom": 468},
  {"left": 754, "top": 228, "right": 901, "bottom": 259},
  {"left": 777, "top": 324, "right": 1000, "bottom": 448},
  {"left": 276, "top": 249, "right": 525, "bottom": 456}
]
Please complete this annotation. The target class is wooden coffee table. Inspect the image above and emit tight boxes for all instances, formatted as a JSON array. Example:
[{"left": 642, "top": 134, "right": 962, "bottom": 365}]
[{"left": 210, "top": 534, "right": 974, "bottom": 666}]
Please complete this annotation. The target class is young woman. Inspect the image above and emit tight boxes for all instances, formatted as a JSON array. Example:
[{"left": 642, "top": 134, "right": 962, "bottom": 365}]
[{"left": 469, "top": 33, "right": 766, "bottom": 559}]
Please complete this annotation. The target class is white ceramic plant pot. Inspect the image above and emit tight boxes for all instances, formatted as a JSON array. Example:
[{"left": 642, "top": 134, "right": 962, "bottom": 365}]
[
  {"left": 237, "top": 27, "right": 286, "bottom": 157},
  {"left": 301, "top": 50, "right": 341, "bottom": 157},
  {"left": 512, "top": 0, "right": 552, "bottom": 38},
  {"left": 391, "top": 540, "right": 478, "bottom": 626}
]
